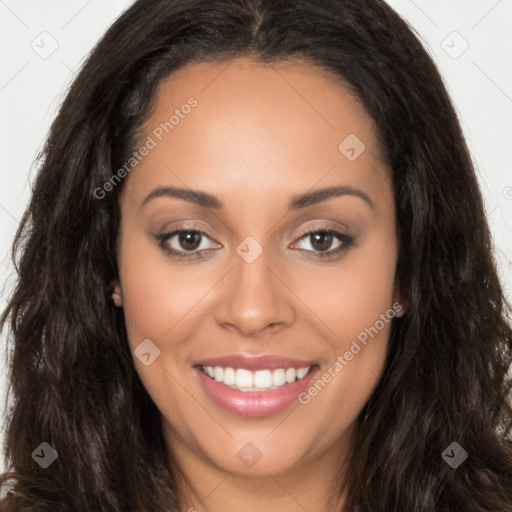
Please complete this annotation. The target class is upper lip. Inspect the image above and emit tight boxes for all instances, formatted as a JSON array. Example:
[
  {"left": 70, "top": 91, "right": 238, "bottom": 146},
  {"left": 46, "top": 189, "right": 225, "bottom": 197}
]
[{"left": 193, "top": 354, "right": 317, "bottom": 371}]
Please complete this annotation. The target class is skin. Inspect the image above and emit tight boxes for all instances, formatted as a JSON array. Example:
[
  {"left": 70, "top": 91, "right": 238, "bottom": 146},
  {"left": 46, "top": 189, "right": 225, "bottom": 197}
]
[{"left": 113, "top": 57, "right": 404, "bottom": 512}]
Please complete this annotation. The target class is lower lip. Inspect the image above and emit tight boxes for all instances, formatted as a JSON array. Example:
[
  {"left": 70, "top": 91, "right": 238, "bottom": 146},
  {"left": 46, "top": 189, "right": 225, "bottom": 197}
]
[{"left": 195, "top": 366, "right": 319, "bottom": 417}]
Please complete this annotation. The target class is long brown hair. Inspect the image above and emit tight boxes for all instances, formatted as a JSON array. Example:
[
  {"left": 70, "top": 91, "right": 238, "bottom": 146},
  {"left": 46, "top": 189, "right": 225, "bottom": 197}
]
[{"left": 2, "top": 0, "right": 512, "bottom": 510}]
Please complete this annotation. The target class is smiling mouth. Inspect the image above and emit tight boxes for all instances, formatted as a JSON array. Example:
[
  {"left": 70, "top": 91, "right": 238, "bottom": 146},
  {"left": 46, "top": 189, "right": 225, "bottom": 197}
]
[{"left": 198, "top": 365, "right": 315, "bottom": 392}]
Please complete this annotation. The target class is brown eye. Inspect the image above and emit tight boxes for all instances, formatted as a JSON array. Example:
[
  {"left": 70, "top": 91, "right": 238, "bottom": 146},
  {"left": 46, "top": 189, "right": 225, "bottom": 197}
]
[
  {"left": 156, "top": 228, "right": 221, "bottom": 259},
  {"left": 291, "top": 228, "right": 355, "bottom": 259},
  {"left": 178, "top": 231, "right": 202, "bottom": 251},
  {"left": 309, "top": 232, "right": 335, "bottom": 251}
]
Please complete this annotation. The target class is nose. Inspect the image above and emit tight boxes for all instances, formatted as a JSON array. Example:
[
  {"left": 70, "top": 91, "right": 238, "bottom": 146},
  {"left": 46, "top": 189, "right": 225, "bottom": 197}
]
[{"left": 213, "top": 248, "right": 297, "bottom": 337}]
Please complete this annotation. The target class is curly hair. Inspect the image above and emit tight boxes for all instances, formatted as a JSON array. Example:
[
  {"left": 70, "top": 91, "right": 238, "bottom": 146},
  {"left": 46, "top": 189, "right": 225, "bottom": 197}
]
[{"left": 2, "top": 0, "right": 512, "bottom": 510}]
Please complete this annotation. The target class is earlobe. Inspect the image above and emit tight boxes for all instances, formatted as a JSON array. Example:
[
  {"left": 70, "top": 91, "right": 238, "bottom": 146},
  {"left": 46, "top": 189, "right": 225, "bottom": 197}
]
[
  {"left": 392, "top": 301, "right": 406, "bottom": 317},
  {"left": 111, "top": 281, "right": 123, "bottom": 307}
]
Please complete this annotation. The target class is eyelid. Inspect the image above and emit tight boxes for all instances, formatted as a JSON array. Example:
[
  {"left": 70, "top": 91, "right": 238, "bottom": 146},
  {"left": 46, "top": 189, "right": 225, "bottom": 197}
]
[
  {"left": 153, "top": 224, "right": 222, "bottom": 261},
  {"left": 158, "top": 227, "right": 221, "bottom": 248},
  {"left": 155, "top": 221, "right": 355, "bottom": 260},
  {"left": 290, "top": 227, "right": 354, "bottom": 254},
  {"left": 288, "top": 219, "right": 351, "bottom": 244}
]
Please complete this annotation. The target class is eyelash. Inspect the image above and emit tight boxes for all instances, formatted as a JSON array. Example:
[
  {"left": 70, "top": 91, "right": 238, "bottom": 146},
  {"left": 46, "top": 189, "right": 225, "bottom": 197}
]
[
  {"left": 293, "top": 227, "right": 355, "bottom": 260},
  {"left": 155, "top": 228, "right": 216, "bottom": 260},
  {"left": 155, "top": 226, "right": 355, "bottom": 261}
]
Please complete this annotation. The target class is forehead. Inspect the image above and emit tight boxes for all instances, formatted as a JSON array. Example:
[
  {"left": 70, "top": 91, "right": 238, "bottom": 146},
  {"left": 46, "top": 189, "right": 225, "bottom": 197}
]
[{"left": 122, "top": 57, "right": 391, "bottom": 209}]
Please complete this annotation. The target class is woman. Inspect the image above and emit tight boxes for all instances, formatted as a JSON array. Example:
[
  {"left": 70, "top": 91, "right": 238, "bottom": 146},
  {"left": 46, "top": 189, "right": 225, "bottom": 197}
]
[{"left": 1, "top": 0, "right": 511, "bottom": 510}]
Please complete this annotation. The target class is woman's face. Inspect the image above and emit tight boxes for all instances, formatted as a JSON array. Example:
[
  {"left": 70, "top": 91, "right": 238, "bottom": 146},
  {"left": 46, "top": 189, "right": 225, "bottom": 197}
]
[{"left": 115, "top": 57, "right": 401, "bottom": 482}]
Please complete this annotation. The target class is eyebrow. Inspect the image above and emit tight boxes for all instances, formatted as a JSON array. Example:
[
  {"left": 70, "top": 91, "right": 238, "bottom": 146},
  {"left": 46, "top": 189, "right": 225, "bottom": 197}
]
[
  {"left": 141, "top": 187, "right": 222, "bottom": 209},
  {"left": 140, "top": 185, "right": 374, "bottom": 211},
  {"left": 289, "top": 186, "right": 374, "bottom": 210}
]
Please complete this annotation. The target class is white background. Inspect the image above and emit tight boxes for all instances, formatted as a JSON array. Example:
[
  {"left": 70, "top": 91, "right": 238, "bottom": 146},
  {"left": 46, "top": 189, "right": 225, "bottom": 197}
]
[{"left": 1, "top": 0, "right": 511, "bottom": 472}]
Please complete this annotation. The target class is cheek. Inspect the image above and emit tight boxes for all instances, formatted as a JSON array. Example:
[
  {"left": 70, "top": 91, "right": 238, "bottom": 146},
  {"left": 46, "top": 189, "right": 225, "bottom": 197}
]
[
  {"left": 118, "top": 235, "right": 211, "bottom": 348},
  {"left": 296, "top": 234, "right": 398, "bottom": 347},
  {"left": 293, "top": 254, "right": 396, "bottom": 430},
  {"left": 116, "top": 238, "right": 196, "bottom": 416}
]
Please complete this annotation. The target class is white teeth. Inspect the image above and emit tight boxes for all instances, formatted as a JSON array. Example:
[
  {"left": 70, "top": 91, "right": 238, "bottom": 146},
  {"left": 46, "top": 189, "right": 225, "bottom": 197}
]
[
  {"left": 236, "top": 369, "right": 253, "bottom": 388},
  {"left": 223, "top": 367, "right": 236, "bottom": 386},
  {"left": 214, "top": 367, "right": 224, "bottom": 382},
  {"left": 272, "top": 368, "right": 286, "bottom": 386},
  {"left": 285, "top": 368, "right": 296, "bottom": 383},
  {"left": 296, "top": 367, "right": 309, "bottom": 379},
  {"left": 201, "top": 365, "right": 312, "bottom": 392},
  {"left": 254, "top": 369, "right": 272, "bottom": 388}
]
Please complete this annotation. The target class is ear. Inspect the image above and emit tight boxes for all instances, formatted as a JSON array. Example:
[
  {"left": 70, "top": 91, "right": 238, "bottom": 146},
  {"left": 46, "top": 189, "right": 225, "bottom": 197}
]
[
  {"left": 111, "top": 280, "right": 123, "bottom": 307},
  {"left": 392, "top": 283, "right": 407, "bottom": 318}
]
